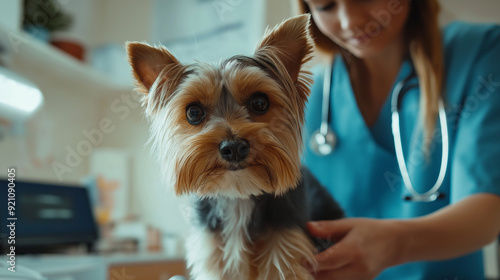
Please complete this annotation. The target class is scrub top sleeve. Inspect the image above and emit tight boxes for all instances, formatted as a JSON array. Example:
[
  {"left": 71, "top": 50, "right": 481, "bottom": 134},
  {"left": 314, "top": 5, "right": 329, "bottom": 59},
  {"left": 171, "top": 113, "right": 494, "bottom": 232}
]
[{"left": 450, "top": 25, "right": 500, "bottom": 203}]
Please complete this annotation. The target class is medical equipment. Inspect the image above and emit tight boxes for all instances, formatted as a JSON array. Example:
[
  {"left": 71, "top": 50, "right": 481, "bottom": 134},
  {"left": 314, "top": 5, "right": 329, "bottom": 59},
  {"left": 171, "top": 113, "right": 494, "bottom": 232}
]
[
  {"left": 391, "top": 71, "right": 449, "bottom": 202},
  {"left": 310, "top": 59, "right": 337, "bottom": 156},
  {"left": 310, "top": 61, "right": 449, "bottom": 202}
]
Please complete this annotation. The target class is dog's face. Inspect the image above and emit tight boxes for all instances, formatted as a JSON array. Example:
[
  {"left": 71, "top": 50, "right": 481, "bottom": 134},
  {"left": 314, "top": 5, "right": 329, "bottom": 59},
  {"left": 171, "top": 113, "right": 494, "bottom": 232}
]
[{"left": 127, "top": 15, "right": 313, "bottom": 199}]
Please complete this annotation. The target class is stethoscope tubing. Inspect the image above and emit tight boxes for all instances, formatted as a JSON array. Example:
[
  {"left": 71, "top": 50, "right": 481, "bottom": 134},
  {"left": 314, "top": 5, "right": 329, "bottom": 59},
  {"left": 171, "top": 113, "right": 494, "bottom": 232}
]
[
  {"left": 320, "top": 58, "right": 333, "bottom": 135},
  {"left": 311, "top": 59, "right": 449, "bottom": 202},
  {"left": 391, "top": 76, "right": 449, "bottom": 201}
]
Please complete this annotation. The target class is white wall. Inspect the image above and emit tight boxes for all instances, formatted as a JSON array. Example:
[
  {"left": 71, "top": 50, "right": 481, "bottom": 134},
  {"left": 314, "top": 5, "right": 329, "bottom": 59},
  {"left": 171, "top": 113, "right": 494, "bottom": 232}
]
[
  {"left": 58, "top": 0, "right": 500, "bottom": 49},
  {"left": 97, "top": 91, "right": 191, "bottom": 236},
  {"left": 260, "top": 0, "right": 500, "bottom": 28},
  {"left": 439, "top": 0, "right": 500, "bottom": 24},
  {"left": 91, "top": 0, "right": 153, "bottom": 46},
  {"left": 57, "top": 0, "right": 153, "bottom": 46},
  {"left": 55, "top": 0, "right": 98, "bottom": 45},
  {"left": 0, "top": 81, "right": 102, "bottom": 184}
]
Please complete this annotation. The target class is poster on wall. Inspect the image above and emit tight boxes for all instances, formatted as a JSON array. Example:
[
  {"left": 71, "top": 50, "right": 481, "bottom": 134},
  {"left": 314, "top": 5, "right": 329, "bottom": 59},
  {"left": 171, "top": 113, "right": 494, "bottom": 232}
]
[{"left": 152, "top": 0, "right": 265, "bottom": 63}]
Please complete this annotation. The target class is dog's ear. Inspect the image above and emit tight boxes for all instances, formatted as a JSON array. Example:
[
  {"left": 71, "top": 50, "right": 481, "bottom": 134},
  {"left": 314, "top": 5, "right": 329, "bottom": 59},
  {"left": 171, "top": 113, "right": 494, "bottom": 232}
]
[
  {"left": 254, "top": 14, "right": 313, "bottom": 83},
  {"left": 126, "top": 42, "right": 181, "bottom": 94}
]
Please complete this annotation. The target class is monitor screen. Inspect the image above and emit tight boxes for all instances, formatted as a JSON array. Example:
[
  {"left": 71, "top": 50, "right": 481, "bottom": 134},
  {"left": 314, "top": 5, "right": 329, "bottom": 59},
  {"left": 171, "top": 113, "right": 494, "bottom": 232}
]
[{"left": 0, "top": 179, "right": 99, "bottom": 253}]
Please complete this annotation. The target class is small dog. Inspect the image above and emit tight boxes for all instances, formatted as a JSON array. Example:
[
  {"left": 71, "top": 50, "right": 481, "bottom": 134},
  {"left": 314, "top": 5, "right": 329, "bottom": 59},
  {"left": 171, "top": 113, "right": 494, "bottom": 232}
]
[{"left": 127, "top": 15, "right": 343, "bottom": 280}]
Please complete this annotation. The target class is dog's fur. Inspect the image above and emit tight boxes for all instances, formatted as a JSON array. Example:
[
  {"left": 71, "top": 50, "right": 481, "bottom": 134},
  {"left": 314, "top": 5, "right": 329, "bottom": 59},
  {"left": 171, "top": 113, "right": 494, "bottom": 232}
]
[{"left": 127, "top": 15, "right": 343, "bottom": 280}]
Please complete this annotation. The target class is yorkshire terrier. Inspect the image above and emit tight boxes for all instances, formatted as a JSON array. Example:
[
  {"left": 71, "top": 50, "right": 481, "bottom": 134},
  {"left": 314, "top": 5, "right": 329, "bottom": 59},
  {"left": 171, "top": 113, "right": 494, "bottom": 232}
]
[{"left": 126, "top": 15, "right": 343, "bottom": 280}]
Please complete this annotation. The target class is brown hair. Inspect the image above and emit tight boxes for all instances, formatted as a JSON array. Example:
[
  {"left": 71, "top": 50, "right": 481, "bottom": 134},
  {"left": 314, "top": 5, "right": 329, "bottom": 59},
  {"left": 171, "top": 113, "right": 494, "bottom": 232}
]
[{"left": 297, "top": 0, "right": 444, "bottom": 145}]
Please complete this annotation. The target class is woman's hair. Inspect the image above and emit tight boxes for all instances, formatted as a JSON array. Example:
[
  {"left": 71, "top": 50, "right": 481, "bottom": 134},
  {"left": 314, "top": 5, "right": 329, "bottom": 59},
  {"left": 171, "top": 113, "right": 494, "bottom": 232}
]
[{"left": 297, "top": 0, "right": 444, "bottom": 146}]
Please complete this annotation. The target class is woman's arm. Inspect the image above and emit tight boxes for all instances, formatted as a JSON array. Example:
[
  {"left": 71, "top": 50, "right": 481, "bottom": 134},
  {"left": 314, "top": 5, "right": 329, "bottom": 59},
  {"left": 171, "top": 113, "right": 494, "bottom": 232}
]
[
  {"left": 306, "top": 193, "right": 500, "bottom": 280},
  {"left": 397, "top": 193, "right": 500, "bottom": 264}
]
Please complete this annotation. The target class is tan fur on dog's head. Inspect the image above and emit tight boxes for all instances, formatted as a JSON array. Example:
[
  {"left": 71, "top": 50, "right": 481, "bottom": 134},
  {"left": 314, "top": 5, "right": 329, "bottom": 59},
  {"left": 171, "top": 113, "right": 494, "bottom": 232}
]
[{"left": 127, "top": 15, "right": 314, "bottom": 199}]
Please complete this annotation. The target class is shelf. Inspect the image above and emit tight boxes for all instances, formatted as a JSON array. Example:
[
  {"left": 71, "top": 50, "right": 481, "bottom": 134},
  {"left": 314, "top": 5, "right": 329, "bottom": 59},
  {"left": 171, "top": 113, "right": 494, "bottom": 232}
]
[{"left": 0, "top": 24, "right": 133, "bottom": 96}]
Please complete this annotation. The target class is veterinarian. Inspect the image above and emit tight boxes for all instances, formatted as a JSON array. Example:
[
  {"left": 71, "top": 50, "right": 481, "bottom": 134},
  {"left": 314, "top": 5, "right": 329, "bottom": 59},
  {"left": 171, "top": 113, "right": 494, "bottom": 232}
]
[{"left": 298, "top": 0, "right": 500, "bottom": 279}]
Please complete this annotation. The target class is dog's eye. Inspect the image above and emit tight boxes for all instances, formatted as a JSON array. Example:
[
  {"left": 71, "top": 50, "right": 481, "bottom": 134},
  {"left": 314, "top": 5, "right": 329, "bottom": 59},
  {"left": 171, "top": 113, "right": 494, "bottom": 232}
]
[
  {"left": 186, "top": 103, "right": 205, "bottom": 125},
  {"left": 248, "top": 92, "right": 269, "bottom": 114}
]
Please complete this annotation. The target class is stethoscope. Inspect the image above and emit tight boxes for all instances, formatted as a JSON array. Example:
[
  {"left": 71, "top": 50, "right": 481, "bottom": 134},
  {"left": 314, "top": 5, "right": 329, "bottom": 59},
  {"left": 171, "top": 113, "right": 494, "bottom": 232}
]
[{"left": 310, "top": 60, "right": 449, "bottom": 202}]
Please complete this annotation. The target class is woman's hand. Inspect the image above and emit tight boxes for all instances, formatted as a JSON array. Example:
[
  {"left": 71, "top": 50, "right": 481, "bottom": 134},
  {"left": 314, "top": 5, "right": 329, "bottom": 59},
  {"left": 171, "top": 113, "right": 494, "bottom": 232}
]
[
  {"left": 303, "top": 194, "right": 500, "bottom": 279},
  {"left": 304, "top": 218, "right": 407, "bottom": 280}
]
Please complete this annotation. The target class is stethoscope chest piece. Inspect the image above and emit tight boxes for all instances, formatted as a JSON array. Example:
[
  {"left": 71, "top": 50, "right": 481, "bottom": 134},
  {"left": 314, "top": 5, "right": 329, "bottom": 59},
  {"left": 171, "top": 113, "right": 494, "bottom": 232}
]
[{"left": 310, "top": 127, "right": 337, "bottom": 156}]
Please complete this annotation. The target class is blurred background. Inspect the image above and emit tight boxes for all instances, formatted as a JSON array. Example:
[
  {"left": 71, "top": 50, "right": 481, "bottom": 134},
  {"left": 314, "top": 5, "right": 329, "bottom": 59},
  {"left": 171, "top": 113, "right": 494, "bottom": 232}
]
[{"left": 0, "top": 0, "right": 498, "bottom": 279}]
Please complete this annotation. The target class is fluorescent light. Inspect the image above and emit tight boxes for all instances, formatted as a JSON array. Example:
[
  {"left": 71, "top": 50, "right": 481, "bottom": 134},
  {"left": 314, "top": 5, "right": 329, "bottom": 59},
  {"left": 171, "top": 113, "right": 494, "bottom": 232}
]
[{"left": 0, "top": 66, "right": 43, "bottom": 114}]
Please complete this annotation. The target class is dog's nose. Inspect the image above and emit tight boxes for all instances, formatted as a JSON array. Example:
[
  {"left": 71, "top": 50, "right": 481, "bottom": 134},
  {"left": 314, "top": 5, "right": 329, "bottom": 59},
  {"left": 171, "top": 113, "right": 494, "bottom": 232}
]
[{"left": 219, "top": 139, "right": 250, "bottom": 163}]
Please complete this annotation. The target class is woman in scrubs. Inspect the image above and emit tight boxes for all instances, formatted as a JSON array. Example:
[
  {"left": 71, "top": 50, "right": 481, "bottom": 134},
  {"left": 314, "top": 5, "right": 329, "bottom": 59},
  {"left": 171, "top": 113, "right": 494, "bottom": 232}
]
[{"left": 298, "top": 0, "right": 500, "bottom": 279}]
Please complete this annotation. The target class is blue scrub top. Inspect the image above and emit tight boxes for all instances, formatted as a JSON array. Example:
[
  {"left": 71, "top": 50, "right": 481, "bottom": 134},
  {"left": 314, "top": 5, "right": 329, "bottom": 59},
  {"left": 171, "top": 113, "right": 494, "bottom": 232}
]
[{"left": 303, "top": 22, "right": 500, "bottom": 280}]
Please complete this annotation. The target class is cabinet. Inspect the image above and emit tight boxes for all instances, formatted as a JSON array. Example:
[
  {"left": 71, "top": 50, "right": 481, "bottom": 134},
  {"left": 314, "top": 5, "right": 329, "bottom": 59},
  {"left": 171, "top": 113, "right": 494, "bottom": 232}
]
[
  {"left": 14, "top": 254, "right": 188, "bottom": 280},
  {"left": 108, "top": 260, "right": 187, "bottom": 280}
]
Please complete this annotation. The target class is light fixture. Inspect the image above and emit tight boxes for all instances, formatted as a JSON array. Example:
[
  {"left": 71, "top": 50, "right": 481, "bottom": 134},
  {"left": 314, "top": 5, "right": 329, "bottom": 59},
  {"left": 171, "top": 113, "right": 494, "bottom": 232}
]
[{"left": 0, "top": 66, "right": 44, "bottom": 135}]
